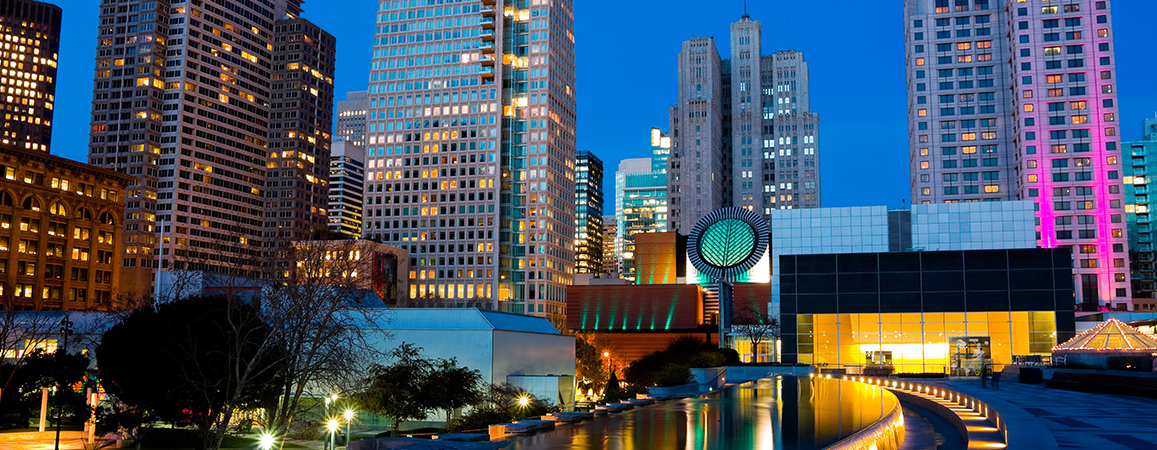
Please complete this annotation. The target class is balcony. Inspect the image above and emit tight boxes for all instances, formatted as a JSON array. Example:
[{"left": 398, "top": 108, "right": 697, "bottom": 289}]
[{"left": 480, "top": 16, "right": 495, "bottom": 29}]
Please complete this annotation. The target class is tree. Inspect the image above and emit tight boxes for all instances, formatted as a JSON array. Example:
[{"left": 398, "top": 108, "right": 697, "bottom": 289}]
[
  {"left": 357, "top": 343, "right": 433, "bottom": 436},
  {"left": 0, "top": 310, "right": 62, "bottom": 410},
  {"left": 422, "top": 358, "right": 484, "bottom": 423},
  {"left": 574, "top": 337, "right": 606, "bottom": 395},
  {"left": 0, "top": 349, "right": 89, "bottom": 429},
  {"left": 96, "top": 296, "right": 280, "bottom": 450},
  {"left": 153, "top": 236, "right": 393, "bottom": 448},
  {"left": 732, "top": 300, "right": 780, "bottom": 363},
  {"left": 257, "top": 239, "right": 393, "bottom": 442}
]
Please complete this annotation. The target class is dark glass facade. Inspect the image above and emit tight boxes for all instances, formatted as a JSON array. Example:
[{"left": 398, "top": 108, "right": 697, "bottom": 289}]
[{"left": 779, "top": 248, "right": 1077, "bottom": 373}]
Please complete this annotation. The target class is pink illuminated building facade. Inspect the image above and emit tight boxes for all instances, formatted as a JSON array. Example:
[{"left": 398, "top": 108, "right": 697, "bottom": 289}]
[{"left": 907, "top": 0, "right": 1131, "bottom": 310}]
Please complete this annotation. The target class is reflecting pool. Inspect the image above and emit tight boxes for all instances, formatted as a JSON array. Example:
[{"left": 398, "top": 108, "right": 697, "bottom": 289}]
[{"left": 505, "top": 376, "right": 898, "bottom": 450}]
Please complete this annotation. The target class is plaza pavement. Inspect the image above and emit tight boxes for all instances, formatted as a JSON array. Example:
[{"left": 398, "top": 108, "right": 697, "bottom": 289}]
[{"left": 926, "top": 378, "right": 1157, "bottom": 450}]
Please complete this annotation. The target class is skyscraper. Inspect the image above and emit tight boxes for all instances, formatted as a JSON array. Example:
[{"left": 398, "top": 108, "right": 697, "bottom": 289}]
[
  {"left": 361, "top": 0, "right": 577, "bottom": 322},
  {"left": 267, "top": 18, "right": 336, "bottom": 245},
  {"left": 336, "top": 90, "right": 369, "bottom": 147},
  {"left": 328, "top": 138, "right": 365, "bottom": 238},
  {"left": 614, "top": 129, "right": 670, "bottom": 282},
  {"left": 905, "top": 0, "right": 1015, "bottom": 205},
  {"left": 668, "top": 38, "right": 724, "bottom": 234},
  {"left": 601, "top": 213, "right": 617, "bottom": 275},
  {"left": 575, "top": 150, "right": 603, "bottom": 274},
  {"left": 87, "top": 1, "right": 335, "bottom": 281},
  {"left": 1125, "top": 116, "right": 1157, "bottom": 305},
  {"left": 0, "top": 0, "right": 60, "bottom": 152},
  {"left": 905, "top": 0, "right": 1130, "bottom": 309},
  {"left": 668, "top": 14, "right": 822, "bottom": 234}
]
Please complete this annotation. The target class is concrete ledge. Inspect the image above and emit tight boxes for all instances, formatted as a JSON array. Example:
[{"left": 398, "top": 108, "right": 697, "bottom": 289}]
[{"left": 891, "top": 389, "right": 968, "bottom": 444}]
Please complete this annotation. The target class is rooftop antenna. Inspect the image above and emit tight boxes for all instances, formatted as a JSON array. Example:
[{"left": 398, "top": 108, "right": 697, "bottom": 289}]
[{"left": 742, "top": 0, "right": 750, "bottom": 19}]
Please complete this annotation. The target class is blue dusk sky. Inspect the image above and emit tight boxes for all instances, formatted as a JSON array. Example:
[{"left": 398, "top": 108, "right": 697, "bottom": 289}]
[{"left": 45, "top": 0, "right": 1157, "bottom": 211}]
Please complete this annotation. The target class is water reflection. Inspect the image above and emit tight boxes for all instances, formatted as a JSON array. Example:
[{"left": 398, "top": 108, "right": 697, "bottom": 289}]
[{"left": 505, "top": 376, "right": 895, "bottom": 450}]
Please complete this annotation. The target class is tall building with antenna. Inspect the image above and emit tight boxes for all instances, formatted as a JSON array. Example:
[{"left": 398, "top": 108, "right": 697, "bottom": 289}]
[{"left": 668, "top": 13, "right": 823, "bottom": 234}]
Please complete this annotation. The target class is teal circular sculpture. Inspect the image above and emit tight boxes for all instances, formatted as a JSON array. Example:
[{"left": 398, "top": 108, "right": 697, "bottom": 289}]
[{"left": 687, "top": 208, "right": 769, "bottom": 282}]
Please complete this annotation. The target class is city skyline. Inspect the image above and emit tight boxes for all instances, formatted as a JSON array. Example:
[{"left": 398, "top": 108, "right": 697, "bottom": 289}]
[{"left": 35, "top": 0, "right": 1157, "bottom": 208}]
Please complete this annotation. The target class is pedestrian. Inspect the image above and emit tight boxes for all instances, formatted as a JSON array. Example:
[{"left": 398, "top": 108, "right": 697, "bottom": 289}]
[
  {"left": 992, "top": 366, "right": 1001, "bottom": 390},
  {"left": 980, "top": 364, "right": 988, "bottom": 389}
]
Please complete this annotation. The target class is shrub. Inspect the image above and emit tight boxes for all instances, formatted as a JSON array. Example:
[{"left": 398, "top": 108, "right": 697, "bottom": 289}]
[
  {"left": 686, "top": 352, "right": 726, "bottom": 368},
  {"left": 447, "top": 407, "right": 510, "bottom": 432},
  {"left": 654, "top": 364, "right": 694, "bottom": 387},
  {"left": 602, "top": 384, "right": 649, "bottom": 404}
]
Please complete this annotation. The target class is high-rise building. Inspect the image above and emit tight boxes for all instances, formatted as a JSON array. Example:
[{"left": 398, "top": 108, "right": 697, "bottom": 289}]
[
  {"left": 267, "top": 18, "right": 337, "bottom": 246},
  {"left": 328, "top": 138, "right": 365, "bottom": 238},
  {"left": 336, "top": 91, "right": 369, "bottom": 147},
  {"left": 905, "top": 0, "right": 1130, "bottom": 310},
  {"left": 361, "top": 0, "right": 577, "bottom": 322},
  {"left": 575, "top": 150, "right": 603, "bottom": 274},
  {"left": 1125, "top": 116, "right": 1157, "bottom": 306},
  {"left": 601, "top": 213, "right": 617, "bottom": 275},
  {"left": 905, "top": 0, "right": 1015, "bottom": 205},
  {"left": 0, "top": 0, "right": 60, "bottom": 152},
  {"left": 668, "top": 14, "right": 822, "bottom": 234},
  {"left": 615, "top": 129, "right": 670, "bottom": 281},
  {"left": 668, "top": 38, "right": 724, "bottom": 234},
  {"left": 86, "top": 1, "right": 336, "bottom": 283}
]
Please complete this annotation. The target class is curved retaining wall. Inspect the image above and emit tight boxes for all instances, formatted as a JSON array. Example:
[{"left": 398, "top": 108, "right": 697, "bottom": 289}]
[
  {"left": 846, "top": 376, "right": 1011, "bottom": 449},
  {"left": 810, "top": 374, "right": 906, "bottom": 450}
]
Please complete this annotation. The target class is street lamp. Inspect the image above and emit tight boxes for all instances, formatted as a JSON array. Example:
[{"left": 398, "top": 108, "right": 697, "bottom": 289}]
[
  {"left": 259, "top": 432, "right": 275, "bottom": 450},
  {"left": 344, "top": 409, "right": 354, "bottom": 448},
  {"left": 55, "top": 317, "right": 73, "bottom": 450},
  {"left": 327, "top": 419, "right": 339, "bottom": 450}
]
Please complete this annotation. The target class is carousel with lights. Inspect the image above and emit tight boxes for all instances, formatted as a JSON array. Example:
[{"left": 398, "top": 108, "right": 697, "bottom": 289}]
[{"left": 1052, "top": 318, "right": 1157, "bottom": 370}]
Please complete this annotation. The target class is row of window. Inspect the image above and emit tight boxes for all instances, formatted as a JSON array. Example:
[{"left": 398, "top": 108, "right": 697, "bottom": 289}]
[{"left": 920, "top": 158, "right": 1001, "bottom": 169}]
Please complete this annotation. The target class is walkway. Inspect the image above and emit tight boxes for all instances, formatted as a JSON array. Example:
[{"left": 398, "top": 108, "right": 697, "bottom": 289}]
[{"left": 928, "top": 378, "right": 1157, "bottom": 450}]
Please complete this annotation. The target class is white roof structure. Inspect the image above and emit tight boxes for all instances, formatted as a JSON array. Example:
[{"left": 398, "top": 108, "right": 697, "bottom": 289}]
[
  {"left": 1053, "top": 318, "right": 1157, "bottom": 352},
  {"left": 378, "top": 308, "right": 561, "bottom": 335}
]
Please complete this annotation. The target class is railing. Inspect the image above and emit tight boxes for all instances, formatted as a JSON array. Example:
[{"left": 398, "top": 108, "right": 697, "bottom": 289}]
[{"left": 1012, "top": 354, "right": 1063, "bottom": 366}]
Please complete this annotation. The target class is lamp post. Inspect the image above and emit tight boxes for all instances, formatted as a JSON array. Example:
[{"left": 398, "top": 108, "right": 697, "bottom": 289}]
[
  {"left": 55, "top": 317, "right": 73, "bottom": 450},
  {"left": 343, "top": 409, "right": 354, "bottom": 448},
  {"left": 327, "top": 419, "right": 339, "bottom": 450}
]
